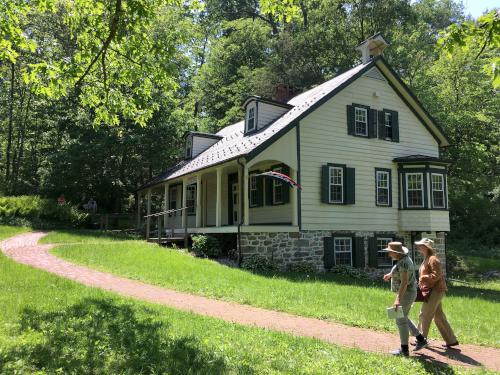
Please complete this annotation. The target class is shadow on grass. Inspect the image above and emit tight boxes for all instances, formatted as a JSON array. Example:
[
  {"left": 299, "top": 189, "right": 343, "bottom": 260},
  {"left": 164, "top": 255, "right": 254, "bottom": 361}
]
[{"left": 1, "top": 298, "right": 230, "bottom": 374}]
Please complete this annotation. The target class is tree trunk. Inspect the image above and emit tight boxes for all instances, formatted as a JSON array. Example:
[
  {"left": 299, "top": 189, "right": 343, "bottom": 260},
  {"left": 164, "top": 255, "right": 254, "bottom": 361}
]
[{"left": 5, "top": 62, "right": 15, "bottom": 193}]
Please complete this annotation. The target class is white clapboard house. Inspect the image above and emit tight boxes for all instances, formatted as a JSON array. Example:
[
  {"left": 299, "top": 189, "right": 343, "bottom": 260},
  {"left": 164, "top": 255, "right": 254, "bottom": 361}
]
[{"left": 137, "top": 34, "right": 450, "bottom": 271}]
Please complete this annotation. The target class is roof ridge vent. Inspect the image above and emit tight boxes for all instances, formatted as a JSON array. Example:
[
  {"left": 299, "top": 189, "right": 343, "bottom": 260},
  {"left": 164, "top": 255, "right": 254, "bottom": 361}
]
[{"left": 355, "top": 33, "right": 390, "bottom": 63}]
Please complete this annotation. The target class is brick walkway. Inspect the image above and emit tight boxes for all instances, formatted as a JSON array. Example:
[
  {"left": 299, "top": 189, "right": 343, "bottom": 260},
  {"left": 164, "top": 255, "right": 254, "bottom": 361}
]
[{"left": 2, "top": 232, "right": 499, "bottom": 371}]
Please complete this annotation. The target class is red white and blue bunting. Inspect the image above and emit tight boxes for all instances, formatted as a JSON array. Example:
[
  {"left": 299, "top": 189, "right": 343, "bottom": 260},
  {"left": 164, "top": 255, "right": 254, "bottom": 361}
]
[{"left": 256, "top": 171, "right": 302, "bottom": 190}]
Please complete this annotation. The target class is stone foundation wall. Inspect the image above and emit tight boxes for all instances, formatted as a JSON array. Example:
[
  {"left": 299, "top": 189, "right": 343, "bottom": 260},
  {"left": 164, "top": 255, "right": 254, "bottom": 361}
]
[{"left": 239, "top": 230, "right": 447, "bottom": 275}]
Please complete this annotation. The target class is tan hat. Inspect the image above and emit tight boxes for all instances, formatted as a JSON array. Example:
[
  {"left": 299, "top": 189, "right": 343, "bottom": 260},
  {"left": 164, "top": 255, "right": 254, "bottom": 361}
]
[
  {"left": 414, "top": 238, "right": 434, "bottom": 250},
  {"left": 381, "top": 241, "right": 409, "bottom": 255}
]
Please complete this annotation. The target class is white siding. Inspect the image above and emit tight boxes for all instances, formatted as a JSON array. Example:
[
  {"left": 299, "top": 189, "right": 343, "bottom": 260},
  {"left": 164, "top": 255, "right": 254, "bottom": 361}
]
[
  {"left": 204, "top": 175, "right": 216, "bottom": 226},
  {"left": 399, "top": 210, "right": 450, "bottom": 231},
  {"left": 299, "top": 70, "right": 446, "bottom": 232},
  {"left": 257, "top": 102, "right": 290, "bottom": 129},
  {"left": 192, "top": 136, "right": 219, "bottom": 158}
]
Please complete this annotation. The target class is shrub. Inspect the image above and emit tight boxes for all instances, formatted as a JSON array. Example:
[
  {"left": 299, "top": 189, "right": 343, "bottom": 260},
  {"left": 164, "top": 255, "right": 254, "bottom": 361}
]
[
  {"left": 191, "top": 235, "right": 222, "bottom": 258},
  {"left": 0, "top": 195, "right": 89, "bottom": 228},
  {"left": 241, "top": 255, "right": 278, "bottom": 273},
  {"left": 286, "top": 261, "right": 317, "bottom": 275},
  {"left": 329, "top": 265, "right": 369, "bottom": 280}
]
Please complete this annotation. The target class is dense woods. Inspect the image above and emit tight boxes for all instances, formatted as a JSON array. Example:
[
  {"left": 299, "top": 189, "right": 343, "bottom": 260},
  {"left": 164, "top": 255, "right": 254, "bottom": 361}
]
[{"left": 1, "top": 0, "right": 498, "bottom": 243}]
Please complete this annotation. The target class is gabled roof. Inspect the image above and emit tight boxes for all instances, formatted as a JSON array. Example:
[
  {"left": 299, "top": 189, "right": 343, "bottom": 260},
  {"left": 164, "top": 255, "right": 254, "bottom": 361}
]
[{"left": 138, "top": 56, "right": 449, "bottom": 191}]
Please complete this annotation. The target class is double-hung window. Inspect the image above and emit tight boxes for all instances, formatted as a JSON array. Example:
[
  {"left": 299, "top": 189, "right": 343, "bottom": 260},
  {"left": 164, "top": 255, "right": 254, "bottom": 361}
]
[
  {"left": 247, "top": 107, "right": 256, "bottom": 132},
  {"left": 186, "top": 184, "right": 196, "bottom": 215},
  {"left": 375, "top": 169, "right": 391, "bottom": 206},
  {"left": 354, "top": 107, "right": 368, "bottom": 136},
  {"left": 406, "top": 173, "right": 424, "bottom": 208},
  {"left": 431, "top": 173, "right": 445, "bottom": 208},
  {"left": 329, "top": 166, "right": 344, "bottom": 203},
  {"left": 376, "top": 237, "right": 393, "bottom": 267},
  {"left": 334, "top": 237, "right": 352, "bottom": 266},
  {"left": 272, "top": 167, "right": 283, "bottom": 204},
  {"left": 384, "top": 112, "right": 393, "bottom": 140},
  {"left": 250, "top": 174, "right": 258, "bottom": 206},
  {"left": 169, "top": 186, "right": 178, "bottom": 216}
]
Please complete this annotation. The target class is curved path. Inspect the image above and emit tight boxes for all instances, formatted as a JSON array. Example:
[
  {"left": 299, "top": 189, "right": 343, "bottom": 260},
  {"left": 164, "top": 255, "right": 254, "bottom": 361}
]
[{"left": 2, "top": 232, "right": 499, "bottom": 371}]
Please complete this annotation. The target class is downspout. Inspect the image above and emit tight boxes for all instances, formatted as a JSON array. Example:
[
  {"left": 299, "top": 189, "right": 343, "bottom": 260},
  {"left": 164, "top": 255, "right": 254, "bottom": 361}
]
[{"left": 236, "top": 157, "right": 245, "bottom": 267}]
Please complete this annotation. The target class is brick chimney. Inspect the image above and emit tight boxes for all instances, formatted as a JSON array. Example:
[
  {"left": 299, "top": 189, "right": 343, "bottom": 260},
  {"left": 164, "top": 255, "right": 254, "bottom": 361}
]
[{"left": 274, "top": 84, "right": 301, "bottom": 103}]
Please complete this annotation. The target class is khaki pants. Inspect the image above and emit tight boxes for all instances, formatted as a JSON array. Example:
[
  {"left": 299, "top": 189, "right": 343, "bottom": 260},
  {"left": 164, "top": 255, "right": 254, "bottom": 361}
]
[
  {"left": 396, "top": 289, "right": 417, "bottom": 346},
  {"left": 418, "top": 290, "right": 457, "bottom": 344}
]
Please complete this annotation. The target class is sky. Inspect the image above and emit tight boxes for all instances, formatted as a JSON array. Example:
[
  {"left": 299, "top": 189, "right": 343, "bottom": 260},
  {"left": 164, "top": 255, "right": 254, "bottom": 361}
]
[{"left": 462, "top": 0, "right": 499, "bottom": 18}]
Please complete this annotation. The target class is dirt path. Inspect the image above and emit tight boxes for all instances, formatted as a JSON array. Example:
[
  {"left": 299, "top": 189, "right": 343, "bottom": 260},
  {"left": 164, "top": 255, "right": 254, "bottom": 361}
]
[{"left": 2, "top": 232, "right": 499, "bottom": 372}]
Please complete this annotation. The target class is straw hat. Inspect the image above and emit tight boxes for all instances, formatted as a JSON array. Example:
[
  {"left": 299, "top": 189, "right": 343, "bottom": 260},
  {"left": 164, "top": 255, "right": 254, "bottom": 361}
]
[
  {"left": 414, "top": 238, "right": 434, "bottom": 250},
  {"left": 381, "top": 241, "right": 409, "bottom": 255}
]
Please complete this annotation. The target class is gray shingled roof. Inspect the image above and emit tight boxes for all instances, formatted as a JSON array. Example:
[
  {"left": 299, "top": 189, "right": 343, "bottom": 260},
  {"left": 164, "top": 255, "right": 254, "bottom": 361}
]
[{"left": 140, "top": 60, "right": 373, "bottom": 190}]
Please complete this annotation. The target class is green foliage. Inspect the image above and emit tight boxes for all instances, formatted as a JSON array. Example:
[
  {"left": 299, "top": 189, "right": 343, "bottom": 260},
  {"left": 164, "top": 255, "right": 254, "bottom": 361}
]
[
  {"left": 439, "top": 10, "right": 500, "bottom": 88},
  {"left": 286, "top": 261, "right": 317, "bottom": 275},
  {"left": 240, "top": 254, "right": 279, "bottom": 272},
  {"left": 329, "top": 265, "right": 370, "bottom": 280},
  {"left": 0, "top": 196, "right": 89, "bottom": 227},
  {"left": 191, "top": 234, "right": 222, "bottom": 258}
]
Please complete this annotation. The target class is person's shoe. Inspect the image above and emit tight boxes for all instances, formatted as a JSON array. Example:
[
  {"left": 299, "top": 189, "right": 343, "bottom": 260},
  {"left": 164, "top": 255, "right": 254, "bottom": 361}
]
[
  {"left": 442, "top": 342, "right": 459, "bottom": 349},
  {"left": 390, "top": 349, "right": 409, "bottom": 357},
  {"left": 414, "top": 339, "right": 428, "bottom": 351}
]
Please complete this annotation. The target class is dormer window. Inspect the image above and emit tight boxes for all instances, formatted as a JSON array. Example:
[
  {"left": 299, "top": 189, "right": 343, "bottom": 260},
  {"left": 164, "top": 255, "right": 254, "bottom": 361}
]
[
  {"left": 247, "top": 107, "right": 256, "bottom": 132},
  {"left": 185, "top": 136, "right": 192, "bottom": 159}
]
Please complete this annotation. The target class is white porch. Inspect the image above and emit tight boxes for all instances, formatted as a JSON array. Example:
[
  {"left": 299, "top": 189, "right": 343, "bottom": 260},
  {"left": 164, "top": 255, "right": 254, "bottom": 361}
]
[{"left": 136, "top": 156, "right": 299, "bottom": 239}]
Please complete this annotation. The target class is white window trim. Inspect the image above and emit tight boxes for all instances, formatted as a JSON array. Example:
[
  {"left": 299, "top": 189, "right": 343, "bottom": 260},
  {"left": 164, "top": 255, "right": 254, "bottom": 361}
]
[
  {"left": 272, "top": 167, "right": 283, "bottom": 205},
  {"left": 406, "top": 172, "right": 424, "bottom": 208},
  {"left": 354, "top": 107, "right": 368, "bottom": 136},
  {"left": 329, "top": 166, "right": 344, "bottom": 204},
  {"left": 431, "top": 173, "right": 445, "bottom": 208},
  {"left": 333, "top": 237, "right": 352, "bottom": 266},
  {"left": 376, "top": 170, "right": 390, "bottom": 206},
  {"left": 169, "top": 186, "right": 178, "bottom": 216},
  {"left": 247, "top": 107, "right": 256, "bottom": 132},
  {"left": 376, "top": 237, "right": 393, "bottom": 267}
]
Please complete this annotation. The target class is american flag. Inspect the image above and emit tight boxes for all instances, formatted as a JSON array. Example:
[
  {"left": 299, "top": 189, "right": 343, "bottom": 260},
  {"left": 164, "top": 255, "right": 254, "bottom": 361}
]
[{"left": 256, "top": 171, "right": 302, "bottom": 190}]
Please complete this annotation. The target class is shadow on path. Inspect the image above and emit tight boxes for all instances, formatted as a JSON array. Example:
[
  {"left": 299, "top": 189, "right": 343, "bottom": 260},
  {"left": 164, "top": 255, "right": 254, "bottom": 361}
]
[{"left": 1, "top": 298, "right": 230, "bottom": 375}]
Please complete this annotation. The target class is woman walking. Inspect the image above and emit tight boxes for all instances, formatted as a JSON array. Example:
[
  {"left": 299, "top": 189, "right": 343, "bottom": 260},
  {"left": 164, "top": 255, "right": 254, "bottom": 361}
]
[
  {"left": 415, "top": 238, "right": 459, "bottom": 348},
  {"left": 382, "top": 242, "right": 425, "bottom": 356}
]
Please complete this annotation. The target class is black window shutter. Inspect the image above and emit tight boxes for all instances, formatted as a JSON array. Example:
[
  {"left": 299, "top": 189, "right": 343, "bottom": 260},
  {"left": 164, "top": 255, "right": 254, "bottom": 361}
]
[
  {"left": 324, "top": 237, "right": 335, "bottom": 270},
  {"left": 368, "top": 109, "right": 377, "bottom": 138},
  {"left": 368, "top": 237, "right": 377, "bottom": 268},
  {"left": 391, "top": 111, "right": 399, "bottom": 142},
  {"left": 347, "top": 105, "right": 355, "bottom": 135},
  {"left": 256, "top": 174, "right": 264, "bottom": 206},
  {"left": 378, "top": 111, "right": 385, "bottom": 139},
  {"left": 321, "top": 165, "right": 330, "bottom": 203},
  {"left": 344, "top": 167, "right": 355, "bottom": 204},
  {"left": 281, "top": 164, "right": 290, "bottom": 204},
  {"left": 353, "top": 237, "right": 365, "bottom": 268},
  {"left": 265, "top": 173, "right": 273, "bottom": 206}
]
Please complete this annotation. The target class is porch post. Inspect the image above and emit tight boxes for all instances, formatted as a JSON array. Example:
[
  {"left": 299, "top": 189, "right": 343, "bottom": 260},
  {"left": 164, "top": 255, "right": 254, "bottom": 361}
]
[
  {"left": 146, "top": 188, "right": 152, "bottom": 240},
  {"left": 216, "top": 167, "right": 222, "bottom": 227},
  {"left": 291, "top": 168, "right": 298, "bottom": 226},
  {"left": 196, "top": 174, "right": 202, "bottom": 227},
  {"left": 136, "top": 191, "right": 142, "bottom": 229},
  {"left": 182, "top": 178, "right": 188, "bottom": 229},
  {"left": 243, "top": 165, "right": 249, "bottom": 226}
]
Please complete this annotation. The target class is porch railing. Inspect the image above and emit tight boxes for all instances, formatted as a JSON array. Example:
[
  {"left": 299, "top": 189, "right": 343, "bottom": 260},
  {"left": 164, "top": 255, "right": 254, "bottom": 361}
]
[{"left": 143, "top": 206, "right": 192, "bottom": 247}]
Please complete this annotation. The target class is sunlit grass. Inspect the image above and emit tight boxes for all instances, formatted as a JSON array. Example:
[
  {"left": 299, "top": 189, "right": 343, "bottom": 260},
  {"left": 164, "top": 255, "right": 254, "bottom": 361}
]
[
  {"left": 0, "top": 225, "right": 30, "bottom": 241},
  {"left": 48, "top": 230, "right": 500, "bottom": 348},
  {"left": 1, "top": 251, "right": 485, "bottom": 374}
]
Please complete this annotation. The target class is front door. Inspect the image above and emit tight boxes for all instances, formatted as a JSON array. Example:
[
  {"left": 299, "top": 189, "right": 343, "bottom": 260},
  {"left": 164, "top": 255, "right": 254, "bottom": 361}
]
[{"left": 231, "top": 182, "right": 239, "bottom": 224}]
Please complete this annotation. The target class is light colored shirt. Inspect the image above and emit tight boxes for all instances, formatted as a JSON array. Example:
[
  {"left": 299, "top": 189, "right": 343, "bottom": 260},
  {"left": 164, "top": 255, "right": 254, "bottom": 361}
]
[{"left": 390, "top": 255, "right": 416, "bottom": 293}]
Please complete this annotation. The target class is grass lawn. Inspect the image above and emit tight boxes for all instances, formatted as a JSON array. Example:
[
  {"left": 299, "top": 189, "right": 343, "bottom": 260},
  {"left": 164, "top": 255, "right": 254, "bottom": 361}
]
[
  {"left": 447, "top": 239, "right": 500, "bottom": 278},
  {"left": 0, "top": 225, "right": 30, "bottom": 240},
  {"left": 1, "top": 231, "right": 487, "bottom": 374},
  {"left": 45, "top": 230, "right": 500, "bottom": 348}
]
